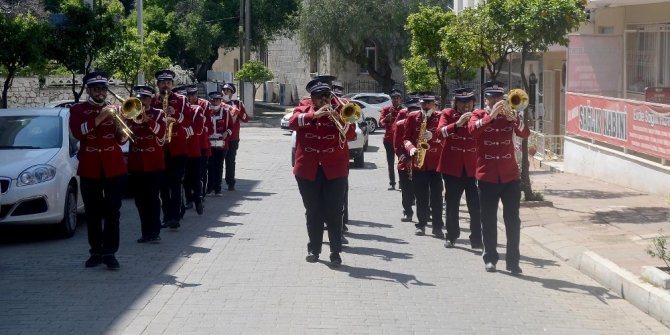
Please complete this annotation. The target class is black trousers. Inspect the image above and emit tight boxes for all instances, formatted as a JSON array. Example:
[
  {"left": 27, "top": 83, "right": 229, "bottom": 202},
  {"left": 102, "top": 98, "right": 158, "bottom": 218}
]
[
  {"left": 130, "top": 171, "right": 164, "bottom": 239},
  {"left": 161, "top": 152, "right": 187, "bottom": 223},
  {"left": 296, "top": 167, "right": 347, "bottom": 255},
  {"left": 80, "top": 174, "right": 126, "bottom": 255},
  {"left": 207, "top": 147, "right": 227, "bottom": 193},
  {"left": 411, "top": 170, "right": 443, "bottom": 230},
  {"left": 478, "top": 179, "right": 521, "bottom": 266},
  {"left": 224, "top": 139, "right": 240, "bottom": 188},
  {"left": 398, "top": 170, "right": 414, "bottom": 218},
  {"left": 200, "top": 152, "right": 209, "bottom": 198},
  {"left": 184, "top": 156, "right": 203, "bottom": 205},
  {"left": 383, "top": 141, "right": 396, "bottom": 187},
  {"left": 443, "top": 173, "right": 481, "bottom": 243}
]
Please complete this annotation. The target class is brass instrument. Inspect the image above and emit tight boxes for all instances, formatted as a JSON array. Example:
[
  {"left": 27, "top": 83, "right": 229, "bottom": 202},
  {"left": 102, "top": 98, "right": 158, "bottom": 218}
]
[
  {"left": 320, "top": 93, "right": 362, "bottom": 146},
  {"left": 107, "top": 90, "right": 144, "bottom": 142},
  {"left": 163, "top": 90, "right": 173, "bottom": 143},
  {"left": 414, "top": 111, "right": 431, "bottom": 169},
  {"left": 497, "top": 88, "right": 529, "bottom": 118}
]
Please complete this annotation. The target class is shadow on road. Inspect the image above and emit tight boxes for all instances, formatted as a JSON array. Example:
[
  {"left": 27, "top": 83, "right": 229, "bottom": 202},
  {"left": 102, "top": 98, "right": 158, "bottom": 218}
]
[
  {"left": 332, "top": 263, "right": 435, "bottom": 288},
  {"left": 346, "top": 232, "right": 408, "bottom": 245},
  {"left": 344, "top": 245, "right": 413, "bottom": 261}
]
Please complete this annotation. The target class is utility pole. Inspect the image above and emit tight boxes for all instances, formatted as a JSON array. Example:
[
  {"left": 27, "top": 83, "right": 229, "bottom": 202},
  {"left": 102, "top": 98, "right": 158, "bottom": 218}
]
[
  {"left": 238, "top": 0, "right": 244, "bottom": 100},
  {"left": 244, "top": 0, "right": 251, "bottom": 62},
  {"left": 137, "top": 0, "right": 144, "bottom": 85}
]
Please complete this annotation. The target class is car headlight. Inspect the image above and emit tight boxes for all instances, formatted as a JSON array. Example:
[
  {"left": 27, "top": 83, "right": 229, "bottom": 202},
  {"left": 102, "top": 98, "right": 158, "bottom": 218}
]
[{"left": 17, "top": 164, "right": 56, "bottom": 186}]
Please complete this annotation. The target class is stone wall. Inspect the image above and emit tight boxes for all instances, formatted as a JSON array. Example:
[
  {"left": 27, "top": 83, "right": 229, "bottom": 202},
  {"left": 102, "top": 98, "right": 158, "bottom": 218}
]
[{"left": 0, "top": 76, "right": 126, "bottom": 108}]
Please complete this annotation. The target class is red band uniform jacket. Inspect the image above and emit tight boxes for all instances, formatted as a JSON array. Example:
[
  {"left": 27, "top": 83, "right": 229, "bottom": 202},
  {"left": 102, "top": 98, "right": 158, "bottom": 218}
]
[
  {"left": 196, "top": 98, "right": 213, "bottom": 157},
  {"left": 151, "top": 93, "right": 192, "bottom": 156},
  {"left": 185, "top": 104, "right": 205, "bottom": 158},
  {"left": 289, "top": 104, "right": 356, "bottom": 181},
  {"left": 380, "top": 105, "right": 403, "bottom": 144},
  {"left": 393, "top": 118, "right": 411, "bottom": 171},
  {"left": 402, "top": 110, "right": 444, "bottom": 172},
  {"left": 226, "top": 100, "right": 249, "bottom": 141},
  {"left": 468, "top": 108, "right": 530, "bottom": 183},
  {"left": 437, "top": 108, "right": 478, "bottom": 177},
  {"left": 127, "top": 107, "right": 167, "bottom": 172},
  {"left": 69, "top": 101, "right": 128, "bottom": 179}
]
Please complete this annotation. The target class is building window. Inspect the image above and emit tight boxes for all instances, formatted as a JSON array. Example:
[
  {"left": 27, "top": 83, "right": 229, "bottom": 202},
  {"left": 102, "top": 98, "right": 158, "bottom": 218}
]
[
  {"left": 309, "top": 49, "right": 318, "bottom": 74},
  {"left": 626, "top": 23, "right": 670, "bottom": 94},
  {"left": 360, "top": 43, "right": 377, "bottom": 74}
]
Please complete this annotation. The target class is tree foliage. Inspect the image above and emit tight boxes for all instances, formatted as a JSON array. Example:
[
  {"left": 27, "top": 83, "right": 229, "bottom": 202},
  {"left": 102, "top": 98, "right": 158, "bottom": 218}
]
[
  {"left": 405, "top": 5, "right": 454, "bottom": 99},
  {"left": 48, "top": 0, "right": 124, "bottom": 102},
  {"left": 0, "top": 13, "right": 50, "bottom": 108},
  {"left": 298, "top": 0, "right": 434, "bottom": 93},
  {"left": 235, "top": 60, "right": 274, "bottom": 101},
  {"left": 143, "top": 0, "right": 299, "bottom": 81},
  {"left": 401, "top": 56, "right": 438, "bottom": 93},
  {"left": 440, "top": 10, "right": 483, "bottom": 86},
  {"left": 97, "top": 13, "right": 171, "bottom": 94}
]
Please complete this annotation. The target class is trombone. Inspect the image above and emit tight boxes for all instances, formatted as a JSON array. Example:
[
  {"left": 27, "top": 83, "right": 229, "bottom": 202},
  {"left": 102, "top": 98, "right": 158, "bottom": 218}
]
[
  {"left": 320, "top": 93, "right": 362, "bottom": 145},
  {"left": 107, "top": 90, "right": 144, "bottom": 142}
]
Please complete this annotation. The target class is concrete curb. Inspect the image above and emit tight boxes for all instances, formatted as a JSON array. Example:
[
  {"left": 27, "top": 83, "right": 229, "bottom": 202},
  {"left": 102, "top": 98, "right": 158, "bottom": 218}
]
[{"left": 522, "top": 225, "right": 670, "bottom": 328}]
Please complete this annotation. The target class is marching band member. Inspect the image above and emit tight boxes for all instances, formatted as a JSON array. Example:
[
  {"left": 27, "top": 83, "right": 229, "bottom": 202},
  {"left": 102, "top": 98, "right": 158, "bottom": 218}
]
[
  {"left": 393, "top": 96, "right": 420, "bottom": 222},
  {"left": 289, "top": 77, "right": 355, "bottom": 267},
  {"left": 152, "top": 70, "right": 192, "bottom": 229},
  {"left": 183, "top": 85, "right": 206, "bottom": 215},
  {"left": 380, "top": 89, "right": 403, "bottom": 190},
  {"left": 402, "top": 92, "right": 445, "bottom": 238},
  {"left": 437, "top": 88, "right": 481, "bottom": 249},
  {"left": 206, "top": 91, "right": 232, "bottom": 196},
  {"left": 468, "top": 80, "right": 530, "bottom": 274},
  {"left": 127, "top": 85, "right": 167, "bottom": 244},
  {"left": 69, "top": 71, "right": 127, "bottom": 270},
  {"left": 221, "top": 83, "right": 249, "bottom": 191},
  {"left": 199, "top": 90, "right": 214, "bottom": 201}
]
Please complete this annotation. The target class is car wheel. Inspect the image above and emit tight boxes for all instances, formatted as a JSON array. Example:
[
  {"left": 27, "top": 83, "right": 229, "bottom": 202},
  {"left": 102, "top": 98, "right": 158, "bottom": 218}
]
[
  {"left": 354, "top": 150, "right": 364, "bottom": 168},
  {"left": 291, "top": 147, "right": 296, "bottom": 167},
  {"left": 366, "top": 118, "right": 377, "bottom": 133},
  {"left": 60, "top": 183, "right": 78, "bottom": 238}
]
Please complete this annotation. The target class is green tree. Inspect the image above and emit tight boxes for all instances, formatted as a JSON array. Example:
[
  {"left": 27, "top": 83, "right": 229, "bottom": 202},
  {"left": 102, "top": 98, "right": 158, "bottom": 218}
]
[
  {"left": 235, "top": 60, "right": 273, "bottom": 101},
  {"left": 144, "top": 0, "right": 299, "bottom": 81},
  {"left": 96, "top": 11, "right": 171, "bottom": 94},
  {"left": 401, "top": 56, "right": 438, "bottom": 93},
  {"left": 465, "top": 3, "right": 516, "bottom": 81},
  {"left": 440, "top": 10, "right": 484, "bottom": 87},
  {"left": 299, "top": 0, "right": 444, "bottom": 93},
  {"left": 0, "top": 13, "right": 50, "bottom": 108},
  {"left": 405, "top": 5, "right": 455, "bottom": 100},
  {"left": 489, "top": 0, "right": 587, "bottom": 201},
  {"left": 48, "top": 0, "right": 124, "bottom": 102}
]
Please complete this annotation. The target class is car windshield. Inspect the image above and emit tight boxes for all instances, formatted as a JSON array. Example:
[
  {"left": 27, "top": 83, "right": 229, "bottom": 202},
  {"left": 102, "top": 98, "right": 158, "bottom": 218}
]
[{"left": 0, "top": 115, "right": 62, "bottom": 149}]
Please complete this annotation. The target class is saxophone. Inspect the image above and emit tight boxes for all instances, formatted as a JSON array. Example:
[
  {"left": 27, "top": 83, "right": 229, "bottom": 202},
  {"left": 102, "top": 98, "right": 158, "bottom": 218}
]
[
  {"left": 163, "top": 90, "right": 173, "bottom": 143},
  {"left": 414, "top": 111, "right": 431, "bottom": 169}
]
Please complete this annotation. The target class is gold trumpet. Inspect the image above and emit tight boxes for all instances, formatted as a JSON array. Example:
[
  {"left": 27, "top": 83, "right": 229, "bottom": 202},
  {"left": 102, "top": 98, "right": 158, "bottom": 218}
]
[
  {"left": 497, "top": 89, "right": 529, "bottom": 118},
  {"left": 107, "top": 90, "right": 144, "bottom": 142}
]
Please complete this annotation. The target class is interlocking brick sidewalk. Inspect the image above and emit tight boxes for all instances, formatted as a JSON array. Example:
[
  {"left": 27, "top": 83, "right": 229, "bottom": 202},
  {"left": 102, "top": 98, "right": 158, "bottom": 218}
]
[{"left": 517, "top": 164, "right": 670, "bottom": 325}]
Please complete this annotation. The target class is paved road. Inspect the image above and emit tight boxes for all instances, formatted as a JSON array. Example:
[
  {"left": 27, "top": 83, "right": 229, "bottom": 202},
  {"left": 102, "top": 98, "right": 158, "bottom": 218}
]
[{"left": 0, "top": 125, "right": 667, "bottom": 334}]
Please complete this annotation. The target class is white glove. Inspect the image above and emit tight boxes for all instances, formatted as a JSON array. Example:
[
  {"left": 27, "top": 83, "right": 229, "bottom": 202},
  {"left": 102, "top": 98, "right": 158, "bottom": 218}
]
[
  {"left": 409, "top": 148, "right": 417, "bottom": 156},
  {"left": 424, "top": 130, "right": 432, "bottom": 141}
]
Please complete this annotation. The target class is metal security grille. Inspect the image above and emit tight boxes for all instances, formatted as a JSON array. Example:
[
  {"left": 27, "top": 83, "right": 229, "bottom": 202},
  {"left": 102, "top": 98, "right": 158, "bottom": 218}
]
[{"left": 625, "top": 25, "right": 670, "bottom": 94}]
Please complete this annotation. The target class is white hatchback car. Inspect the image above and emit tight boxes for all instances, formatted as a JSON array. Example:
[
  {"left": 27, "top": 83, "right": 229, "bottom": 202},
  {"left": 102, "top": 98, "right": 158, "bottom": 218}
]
[{"left": 0, "top": 108, "right": 84, "bottom": 237}]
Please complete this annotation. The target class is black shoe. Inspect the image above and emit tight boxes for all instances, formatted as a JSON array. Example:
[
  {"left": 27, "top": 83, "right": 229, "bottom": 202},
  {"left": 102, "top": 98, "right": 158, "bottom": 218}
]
[
  {"left": 432, "top": 230, "right": 445, "bottom": 239},
  {"left": 102, "top": 255, "right": 120, "bottom": 270},
  {"left": 329, "top": 252, "right": 342, "bottom": 266},
  {"left": 343, "top": 224, "right": 349, "bottom": 233},
  {"left": 305, "top": 252, "right": 319, "bottom": 263},
  {"left": 228, "top": 185, "right": 235, "bottom": 191},
  {"left": 137, "top": 236, "right": 161, "bottom": 244},
  {"left": 485, "top": 262, "right": 496, "bottom": 272},
  {"left": 444, "top": 240, "right": 455, "bottom": 248},
  {"left": 341, "top": 236, "right": 349, "bottom": 245},
  {"left": 137, "top": 237, "right": 150, "bottom": 243},
  {"left": 85, "top": 254, "right": 102, "bottom": 268},
  {"left": 470, "top": 240, "right": 483, "bottom": 249},
  {"left": 400, "top": 214, "right": 412, "bottom": 222},
  {"left": 506, "top": 265, "right": 523, "bottom": 275},
  {"left": 414, "top": 227, "right": 425, "bottom": 236},
  {"left": 195, "top": 202, "right": 204, "bottom": 215},
  {"left": 184, "top": 202, "right": 194, "bottom": 210},
  {"left": 161, "top": 221, "right": 170, "bottom": 229},
  {"left": 387, "top": 185, "right": 395, "bottom": 191},
  {"left": 169, "top": 220, "right": 181, "bottom": 229}
]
